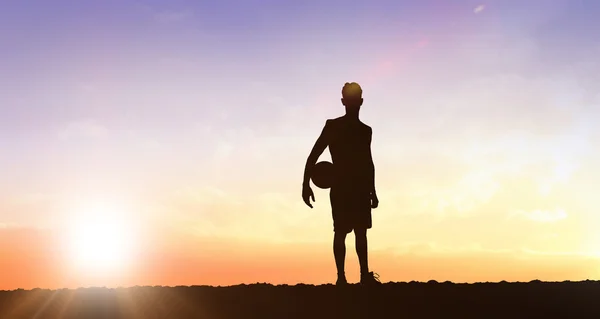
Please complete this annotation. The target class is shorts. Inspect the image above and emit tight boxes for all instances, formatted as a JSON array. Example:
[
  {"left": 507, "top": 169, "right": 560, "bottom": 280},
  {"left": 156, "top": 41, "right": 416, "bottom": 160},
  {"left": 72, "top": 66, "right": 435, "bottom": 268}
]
[{"left": 329, "top": 185, "right": 372, "bottom": 234}]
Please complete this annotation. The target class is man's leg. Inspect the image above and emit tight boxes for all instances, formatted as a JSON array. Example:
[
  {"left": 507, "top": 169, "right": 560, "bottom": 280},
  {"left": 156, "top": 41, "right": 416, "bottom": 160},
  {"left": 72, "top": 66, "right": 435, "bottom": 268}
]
[
  {"left": 333, "top": 230, "right": 347, "bottom": 282},
  {"left": 355, "top": 228, "right": 382, "bottom": 285},
  {"left": 354, "top": 228, "right": 369, "bottom": 275}
]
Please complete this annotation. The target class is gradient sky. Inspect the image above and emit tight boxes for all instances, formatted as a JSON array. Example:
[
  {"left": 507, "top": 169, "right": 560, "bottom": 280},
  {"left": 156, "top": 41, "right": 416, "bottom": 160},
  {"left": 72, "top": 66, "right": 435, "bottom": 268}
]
[{"left": 1, "top": 0, "right": 600, "bottom": 290}]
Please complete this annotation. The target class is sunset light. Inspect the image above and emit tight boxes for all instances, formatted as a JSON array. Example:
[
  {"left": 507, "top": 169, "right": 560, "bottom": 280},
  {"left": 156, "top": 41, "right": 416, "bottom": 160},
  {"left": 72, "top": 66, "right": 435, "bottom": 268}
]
[
  {"left": 63, "top": 202, "right": 138, "bottom": 276},
  {"left": 1, "top": 0, "right": 599, "bottom": 292}
]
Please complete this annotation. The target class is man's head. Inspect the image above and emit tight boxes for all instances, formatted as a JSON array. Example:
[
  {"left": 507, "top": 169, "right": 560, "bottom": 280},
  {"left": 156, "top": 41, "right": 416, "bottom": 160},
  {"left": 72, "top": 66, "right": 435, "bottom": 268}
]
[{"left": 341, "top": 82, "right": 363, "bottom": 114}]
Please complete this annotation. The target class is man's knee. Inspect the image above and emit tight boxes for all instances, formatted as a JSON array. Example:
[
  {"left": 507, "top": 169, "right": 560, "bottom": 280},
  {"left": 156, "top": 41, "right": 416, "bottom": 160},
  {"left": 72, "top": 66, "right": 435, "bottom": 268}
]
[
  {"left": 334, "top": 231, "right": 347, "bottom": 242},
  {"left": 354, "top": 228, "right": 367, "bottom": 239}
]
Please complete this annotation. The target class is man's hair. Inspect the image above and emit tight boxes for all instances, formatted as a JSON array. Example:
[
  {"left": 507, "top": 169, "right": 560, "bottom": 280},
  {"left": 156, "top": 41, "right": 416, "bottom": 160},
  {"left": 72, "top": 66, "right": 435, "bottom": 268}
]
[{"left": 342, "top": 82, "right": 362, "bottom": 100}]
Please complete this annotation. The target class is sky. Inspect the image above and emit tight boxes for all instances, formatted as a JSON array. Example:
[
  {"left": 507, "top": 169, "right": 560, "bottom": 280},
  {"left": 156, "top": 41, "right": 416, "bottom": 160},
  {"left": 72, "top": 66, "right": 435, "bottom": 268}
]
[{"left": 1, "top": 0, "right": 599, "bottom": 290}]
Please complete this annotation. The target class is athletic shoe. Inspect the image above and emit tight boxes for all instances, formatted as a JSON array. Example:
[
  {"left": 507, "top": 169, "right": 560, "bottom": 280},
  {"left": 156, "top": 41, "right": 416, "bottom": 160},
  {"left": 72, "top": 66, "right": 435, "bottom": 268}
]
[{"left": 360, "top": 272, "right": 382, "bottom": 285}]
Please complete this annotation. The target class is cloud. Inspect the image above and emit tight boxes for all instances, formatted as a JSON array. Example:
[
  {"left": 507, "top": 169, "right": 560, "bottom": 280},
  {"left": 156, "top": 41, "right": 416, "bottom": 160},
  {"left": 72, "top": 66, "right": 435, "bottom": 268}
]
[
  {"left": 136, "top": 2, "right": 195, "bottom": 24},
  {"left": 375, "top": 170, "right": 501, "bottom": 222},
  {"left": 76, "top": 83, "right": 98, "bottom": 93},
  {"left": 152, "top": 185, "right": 328, "bottom": 243},
  {"left": 12, "top": 193, "right": 54, "bottom": 205},
  {"left": 0, "top": 192, "right": 62, "bottom": 228},
  {"left": 0, "top": 222, "right": 18, "bottom": 229},
  {"left": 213, "top": 142, "right": 235, "bottom": 162},
  {"left": 368, "top": 75, "right": 590, "bottom": 179},
  {"left": 154, "top": 10, "right": 194, "bottom": 23},
  {"left": 433, "top": 75, "right": 580, "bottom": 136},
  {"left": 58, "top": 119, "right": 109, "bottom": 141},
  {"left": 364, "top": 69, "right": 595, "bottom": 222},
  {"left": 429, "top": 171, "right": 500, "bottom": 219},
  {"left": 390, "top": 241, "right": 518, "bottom": 257},
  {"left": 474, "top": 5, "right": 485, "bottom": 14},
  {"left": 510, "top": 208, "right": 568, "bottom": 223}
]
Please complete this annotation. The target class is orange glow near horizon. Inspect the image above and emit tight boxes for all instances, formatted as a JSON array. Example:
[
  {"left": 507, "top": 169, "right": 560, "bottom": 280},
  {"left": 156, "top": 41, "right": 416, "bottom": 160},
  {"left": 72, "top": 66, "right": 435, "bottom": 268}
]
[{"left": 2, "top": 1, "right": 600, "bottom": 290}]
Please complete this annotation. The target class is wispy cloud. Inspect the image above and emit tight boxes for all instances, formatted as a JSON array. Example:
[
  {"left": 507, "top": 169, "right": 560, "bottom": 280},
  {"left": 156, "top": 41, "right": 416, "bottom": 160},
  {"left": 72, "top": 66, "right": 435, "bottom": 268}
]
[
  {"left": 58, "top": 119, "right": 109, "bottom": 141},
  {"left": 135, "top": 2, "right": 195, "bottom": 24},
  {"left": 153, "top": 185, "right": 327, "bottom": 243},
  {"left": 13, "top": 193, "right": 54, "bottom": 205},
  {"left": 474, "top": 5, "right": 485, "bottom": 14},
  {"left": 154, "top": 10, "right": 194, "bottom": 23},
  {"left": 510, "top": 208, "right": 568, "bottom": 223}
]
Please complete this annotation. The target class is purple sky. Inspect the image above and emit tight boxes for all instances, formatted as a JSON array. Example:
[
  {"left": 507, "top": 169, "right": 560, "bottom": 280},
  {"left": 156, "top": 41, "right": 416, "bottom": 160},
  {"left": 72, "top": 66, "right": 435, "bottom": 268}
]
[{"left": 1, "top": 0, "right": 599, "bottom": 259}]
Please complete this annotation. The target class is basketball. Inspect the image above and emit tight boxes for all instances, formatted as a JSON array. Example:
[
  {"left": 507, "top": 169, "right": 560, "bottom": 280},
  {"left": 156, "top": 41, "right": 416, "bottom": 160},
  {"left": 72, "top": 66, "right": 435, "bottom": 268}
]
[{"left": 311, "top": 161, "right": 335, "bottom": 189}]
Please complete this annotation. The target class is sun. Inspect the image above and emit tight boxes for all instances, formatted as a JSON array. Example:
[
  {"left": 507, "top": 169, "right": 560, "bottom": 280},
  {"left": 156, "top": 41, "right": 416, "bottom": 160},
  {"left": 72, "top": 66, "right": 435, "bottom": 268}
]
[
  {"left": 64, "top": 202, "right": 138, "bottom": 275},
  {"left": 70, "top": 216, "right": 130, "bottom": 270}
]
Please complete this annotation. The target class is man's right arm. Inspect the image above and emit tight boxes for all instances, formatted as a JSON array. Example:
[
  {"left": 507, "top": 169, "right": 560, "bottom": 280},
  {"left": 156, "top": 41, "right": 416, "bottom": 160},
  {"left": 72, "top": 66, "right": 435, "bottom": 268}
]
[
  {"left": 302, "top": 120, "right": 330, "bottom": 187},
  {"left": 367, "top": 127, "right": 376, "bottom": 195}
]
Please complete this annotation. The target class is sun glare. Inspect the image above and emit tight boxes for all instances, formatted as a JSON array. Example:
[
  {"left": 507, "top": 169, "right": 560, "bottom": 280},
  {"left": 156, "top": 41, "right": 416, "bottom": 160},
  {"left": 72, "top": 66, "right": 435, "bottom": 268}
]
[{"left": 64, "top": 202, "right": 138, "bottom": 276}]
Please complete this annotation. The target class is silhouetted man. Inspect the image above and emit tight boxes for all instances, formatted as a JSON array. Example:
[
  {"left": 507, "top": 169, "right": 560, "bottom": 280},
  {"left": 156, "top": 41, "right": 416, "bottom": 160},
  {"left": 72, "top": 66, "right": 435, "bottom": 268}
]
[{"left": 302, "top": 82, "right": 381, "bottom": 286}]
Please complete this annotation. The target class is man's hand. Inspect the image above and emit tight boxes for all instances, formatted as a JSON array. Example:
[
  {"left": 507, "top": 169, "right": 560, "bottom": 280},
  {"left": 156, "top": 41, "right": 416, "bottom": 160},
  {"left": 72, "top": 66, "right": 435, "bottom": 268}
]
[
  {"left": 370, "top": 192, "right": 379, "bottom": 209},
  {"left": 302, "top": 184, "right": 315, "bottom": 208}
]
